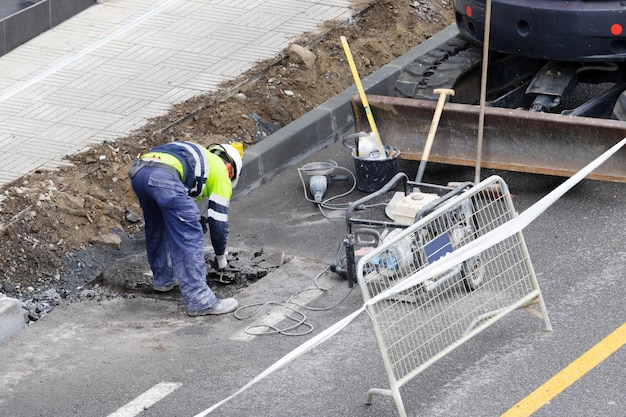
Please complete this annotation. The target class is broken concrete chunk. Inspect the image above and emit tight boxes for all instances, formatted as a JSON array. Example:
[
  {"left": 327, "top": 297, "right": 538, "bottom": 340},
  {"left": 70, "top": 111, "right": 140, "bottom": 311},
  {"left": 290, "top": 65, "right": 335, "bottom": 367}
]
[
  {"left": 89, "top": 232, "right": 122, "bottom": 250},
  {"left": 287, "top": 44, "right": 316, "bottom": 69}
]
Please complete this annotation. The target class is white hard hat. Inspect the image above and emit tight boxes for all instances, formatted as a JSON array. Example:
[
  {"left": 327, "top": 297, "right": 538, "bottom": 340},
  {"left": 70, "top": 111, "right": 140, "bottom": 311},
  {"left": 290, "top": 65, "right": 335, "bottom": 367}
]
[{"left": 208, "top": 143, "right": 243, "bottom": 188}]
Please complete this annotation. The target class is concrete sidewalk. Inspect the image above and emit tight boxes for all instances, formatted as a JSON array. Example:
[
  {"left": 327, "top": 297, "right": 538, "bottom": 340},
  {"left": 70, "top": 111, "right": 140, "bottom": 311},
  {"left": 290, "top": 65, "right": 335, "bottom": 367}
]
[{"left": 0, "top": 0, "right": 357, "bottom": 185}]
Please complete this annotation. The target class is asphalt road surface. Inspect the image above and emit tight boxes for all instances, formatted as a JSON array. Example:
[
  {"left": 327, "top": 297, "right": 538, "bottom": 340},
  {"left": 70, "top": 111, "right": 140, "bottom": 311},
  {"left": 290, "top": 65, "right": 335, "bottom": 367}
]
[{"left": 1, "top": 137, "right": 625, "bottom": 417}]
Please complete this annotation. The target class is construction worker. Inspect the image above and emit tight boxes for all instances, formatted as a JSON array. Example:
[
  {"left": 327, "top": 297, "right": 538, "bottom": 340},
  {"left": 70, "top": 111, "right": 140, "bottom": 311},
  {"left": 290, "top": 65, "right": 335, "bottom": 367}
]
[{"left": 129, "top": 141, "right": 243, "bottom": 316}]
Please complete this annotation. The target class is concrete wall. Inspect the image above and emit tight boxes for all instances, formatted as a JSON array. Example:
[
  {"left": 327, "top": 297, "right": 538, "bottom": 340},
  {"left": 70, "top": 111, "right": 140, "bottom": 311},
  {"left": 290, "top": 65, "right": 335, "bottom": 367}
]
[{"left": 0, "top": 0, "right": 96, "bottom": 56}]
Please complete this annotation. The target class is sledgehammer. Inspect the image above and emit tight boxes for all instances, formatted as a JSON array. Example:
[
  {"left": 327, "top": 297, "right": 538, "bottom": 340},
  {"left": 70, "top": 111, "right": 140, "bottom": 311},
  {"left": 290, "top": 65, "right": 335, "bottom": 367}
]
[{"left": 415, "top": 88, "right": 455, "bottom": 184}]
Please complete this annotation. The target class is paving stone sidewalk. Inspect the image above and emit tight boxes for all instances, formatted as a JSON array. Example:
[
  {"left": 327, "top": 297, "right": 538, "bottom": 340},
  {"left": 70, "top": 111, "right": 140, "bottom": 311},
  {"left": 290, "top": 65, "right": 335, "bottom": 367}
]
[{"left": 0, "top": 0, "right": 357, "bottom": 185}]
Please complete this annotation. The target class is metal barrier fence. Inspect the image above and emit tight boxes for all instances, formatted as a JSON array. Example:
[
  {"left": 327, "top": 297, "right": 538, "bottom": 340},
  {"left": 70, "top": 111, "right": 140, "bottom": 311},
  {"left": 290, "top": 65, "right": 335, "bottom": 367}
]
[{"left": 356, "top": 175, "right": 552, "bottom": 417}]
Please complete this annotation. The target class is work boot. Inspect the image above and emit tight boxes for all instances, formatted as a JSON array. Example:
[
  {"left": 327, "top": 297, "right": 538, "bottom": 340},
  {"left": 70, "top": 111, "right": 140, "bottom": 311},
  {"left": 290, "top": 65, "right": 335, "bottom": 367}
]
[
  {"left": 187, "top": 298, "right": 238, "bottom": 316},
  {"left": 154, "top": 282, "right": 178, "bottom": 292}
]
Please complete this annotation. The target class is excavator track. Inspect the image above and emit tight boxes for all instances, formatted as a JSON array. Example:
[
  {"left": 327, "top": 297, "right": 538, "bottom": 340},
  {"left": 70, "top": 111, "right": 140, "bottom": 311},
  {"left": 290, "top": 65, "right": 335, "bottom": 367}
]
[
  {"left": 394, "top": 34, "right": 549, "bottom": 108},
  {"left": 394, "top": 36, "right": 483, "bottom": 101}
]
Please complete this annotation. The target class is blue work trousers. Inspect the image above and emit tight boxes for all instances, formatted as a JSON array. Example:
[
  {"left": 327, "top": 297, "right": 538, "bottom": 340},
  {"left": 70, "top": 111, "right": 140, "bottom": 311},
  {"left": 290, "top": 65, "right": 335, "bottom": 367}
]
[{"left": 130, "top": 165, "right": 217, "bottom": 311}]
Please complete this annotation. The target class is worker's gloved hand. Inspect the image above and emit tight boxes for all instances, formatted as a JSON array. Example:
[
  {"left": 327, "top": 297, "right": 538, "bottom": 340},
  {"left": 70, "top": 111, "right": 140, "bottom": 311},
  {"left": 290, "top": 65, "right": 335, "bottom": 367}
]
[
  {"left": 215, "top": 254, "right": 228, "bottom": 270},
  {"left": 199, "top": 216, "right": 208, "bottom": 234}
]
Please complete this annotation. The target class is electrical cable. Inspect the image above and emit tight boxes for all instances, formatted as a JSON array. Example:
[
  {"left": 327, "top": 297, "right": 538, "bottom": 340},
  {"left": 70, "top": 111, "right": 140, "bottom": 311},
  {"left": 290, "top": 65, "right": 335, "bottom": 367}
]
[
  {"left": 297, "top": 163, "right": 357, "bottom": 219},
  {"left": 233, "top": 242, "right": 354, "bottom": 337},
  {"left": 297, "top": 160, "right": 397, "bottom": 217},
  {"left": 233, "top": 161, "right": 381, "bottom": 336},
  {"left": 576, "top": 62, "right": 618, "bottom": 74}
]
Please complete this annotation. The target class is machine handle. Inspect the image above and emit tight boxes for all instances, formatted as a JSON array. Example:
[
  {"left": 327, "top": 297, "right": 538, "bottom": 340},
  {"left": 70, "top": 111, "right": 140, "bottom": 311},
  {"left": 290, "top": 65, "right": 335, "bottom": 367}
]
[{"left": 345, "top": 172, "right": 409, "bottom": 228}]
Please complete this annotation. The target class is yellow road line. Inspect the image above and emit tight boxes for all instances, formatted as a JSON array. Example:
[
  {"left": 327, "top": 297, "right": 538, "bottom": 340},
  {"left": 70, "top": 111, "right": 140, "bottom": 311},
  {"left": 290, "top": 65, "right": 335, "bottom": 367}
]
[{"left": 502, "top": 322, "right": 626, "bottom": 417}]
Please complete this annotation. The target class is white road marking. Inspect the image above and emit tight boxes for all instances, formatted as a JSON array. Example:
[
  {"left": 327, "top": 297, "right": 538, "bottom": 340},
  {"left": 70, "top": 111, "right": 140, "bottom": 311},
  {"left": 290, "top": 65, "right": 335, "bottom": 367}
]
[{"left": 107, "top": 382, "right": 182, "bottom": 417}]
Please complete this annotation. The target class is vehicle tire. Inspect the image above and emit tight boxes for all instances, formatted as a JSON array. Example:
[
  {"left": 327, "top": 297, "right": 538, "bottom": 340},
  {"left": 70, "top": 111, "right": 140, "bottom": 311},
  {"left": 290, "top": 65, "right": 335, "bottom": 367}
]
[
  {"left": 611, "top": 90, "right": 626, "bottom": 121},
  {"left": 462, "top": 256, "right": 484, "bottom": 291}
]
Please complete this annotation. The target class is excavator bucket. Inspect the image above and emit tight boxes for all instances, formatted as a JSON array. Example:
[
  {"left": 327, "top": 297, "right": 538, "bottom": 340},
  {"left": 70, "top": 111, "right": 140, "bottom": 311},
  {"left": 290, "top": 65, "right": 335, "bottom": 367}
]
[{"left": 350, "top": 94, "right": 626, "bottom": 182}]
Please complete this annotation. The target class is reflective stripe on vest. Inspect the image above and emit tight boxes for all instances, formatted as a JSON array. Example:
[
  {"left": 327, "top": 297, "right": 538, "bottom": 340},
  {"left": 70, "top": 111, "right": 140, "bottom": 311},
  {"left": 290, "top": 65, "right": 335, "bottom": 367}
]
[
  {"left": 173, "top": 142, "right": 209, "bottom": 197},
  {"left": 149, "top": 142, "right": 210, "bottom": 197}
]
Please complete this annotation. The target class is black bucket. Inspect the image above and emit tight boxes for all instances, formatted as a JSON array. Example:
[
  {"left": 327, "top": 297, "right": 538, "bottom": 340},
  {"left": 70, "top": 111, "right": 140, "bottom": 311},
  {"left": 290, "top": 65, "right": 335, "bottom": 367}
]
[{"left": 352, "top": 146, "right": 400, "bottom": 192}]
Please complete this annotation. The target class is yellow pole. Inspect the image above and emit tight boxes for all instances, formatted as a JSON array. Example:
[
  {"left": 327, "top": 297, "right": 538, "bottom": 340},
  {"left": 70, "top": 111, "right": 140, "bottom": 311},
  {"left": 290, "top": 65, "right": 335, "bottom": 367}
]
[{"left": 340, "top": 36, "right": 386, "bottom": 156}]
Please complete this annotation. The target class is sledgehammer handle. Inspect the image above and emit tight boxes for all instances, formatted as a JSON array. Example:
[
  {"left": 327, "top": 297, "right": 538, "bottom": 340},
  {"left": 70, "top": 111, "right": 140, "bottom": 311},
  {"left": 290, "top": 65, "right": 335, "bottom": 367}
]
[
  {"left": 340, "top": 36, "right": 386, "bottom": 157},
  {"left": 415, "top": 88, "right": 455, "bottom": 183}
]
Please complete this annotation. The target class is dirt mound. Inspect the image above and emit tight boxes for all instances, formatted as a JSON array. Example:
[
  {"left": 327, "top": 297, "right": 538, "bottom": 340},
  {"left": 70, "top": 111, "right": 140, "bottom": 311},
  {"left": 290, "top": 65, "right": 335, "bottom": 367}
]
[{"left": 0, "top": 0, "right": 454, "bottom": 311}]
